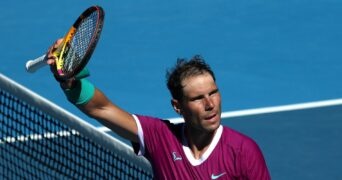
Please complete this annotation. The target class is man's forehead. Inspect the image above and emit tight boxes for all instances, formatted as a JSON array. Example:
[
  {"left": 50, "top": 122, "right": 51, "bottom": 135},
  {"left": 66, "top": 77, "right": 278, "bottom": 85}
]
[{"left": 181, "top": 73, "right": 216, "bottom": 94}]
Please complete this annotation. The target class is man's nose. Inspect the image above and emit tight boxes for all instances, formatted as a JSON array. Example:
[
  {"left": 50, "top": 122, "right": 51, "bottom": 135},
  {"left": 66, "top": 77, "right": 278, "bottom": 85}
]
[{"left": 204, "top": 96, "right": 214, "bottom": 110}]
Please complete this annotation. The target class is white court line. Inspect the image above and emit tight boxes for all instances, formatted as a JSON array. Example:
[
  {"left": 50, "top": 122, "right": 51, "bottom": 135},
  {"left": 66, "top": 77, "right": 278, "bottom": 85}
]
[
  {"left": 0, "top": 130, "right": 79, "bottom": 144},
  {"left": 8, "top": 99, "right": 341, "bottom": 144},
  {"left": 97, "top": 98, "right": 342, "bottom": 131},
  {"left": 162, "top": 98, "right": 342, "bottom": 124}
]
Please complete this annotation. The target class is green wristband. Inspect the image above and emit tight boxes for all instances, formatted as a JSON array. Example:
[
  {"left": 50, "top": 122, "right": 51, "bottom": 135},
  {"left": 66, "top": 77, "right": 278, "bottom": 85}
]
[
  {"left": 75, "top": 68, "right": 90, "bottom": 80},
  {"left": 63, "top": 78, "right": 95, "bottom": 105}
]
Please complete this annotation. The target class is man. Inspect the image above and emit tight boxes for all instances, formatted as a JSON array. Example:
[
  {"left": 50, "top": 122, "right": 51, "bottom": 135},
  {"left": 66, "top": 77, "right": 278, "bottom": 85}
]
[{"left": 47, "top": 40, "right": 271, "bottom": 179}]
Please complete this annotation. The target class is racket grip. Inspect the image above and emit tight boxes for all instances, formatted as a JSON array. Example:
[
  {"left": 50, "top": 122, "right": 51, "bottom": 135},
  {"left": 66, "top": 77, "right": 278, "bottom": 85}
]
[{"left": 25, "top": 54, "right": 48, "bottom": 73}]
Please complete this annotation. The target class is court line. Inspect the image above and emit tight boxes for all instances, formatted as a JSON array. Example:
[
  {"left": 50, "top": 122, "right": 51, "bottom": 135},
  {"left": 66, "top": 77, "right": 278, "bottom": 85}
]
[
  {"left": 159, "top": 98, "right": 342, "bottom": 124},
  {"left": 97, "top": 98, "right": 342, "bottom": 130}
]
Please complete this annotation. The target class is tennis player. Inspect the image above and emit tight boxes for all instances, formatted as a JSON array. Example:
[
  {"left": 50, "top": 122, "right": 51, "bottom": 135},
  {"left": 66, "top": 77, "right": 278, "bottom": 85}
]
[{"left": 47, "top": 42, "right": 271, "bottom": 179}]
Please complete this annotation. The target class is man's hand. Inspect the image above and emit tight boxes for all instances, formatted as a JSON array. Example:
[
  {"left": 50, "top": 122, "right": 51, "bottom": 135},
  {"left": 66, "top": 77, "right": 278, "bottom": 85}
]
[{"left": 46, "top": 38, "right": 76, "bottom": 89}]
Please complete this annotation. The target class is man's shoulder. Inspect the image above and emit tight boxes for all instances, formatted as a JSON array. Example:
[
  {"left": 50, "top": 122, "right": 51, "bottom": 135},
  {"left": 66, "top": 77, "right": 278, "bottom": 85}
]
[
  {"left": 135, "top": 114, "right": 183, "bottom": 134},
  {"left": 221, "top": 126, "right": 259, "bottom": 150},
  {"left": 135, "top": 114, "right": 178, "bottom": 125}
]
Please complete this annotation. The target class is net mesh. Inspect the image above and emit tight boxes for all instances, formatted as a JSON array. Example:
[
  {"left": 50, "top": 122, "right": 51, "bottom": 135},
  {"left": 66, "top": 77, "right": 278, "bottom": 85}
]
[{"left": 0, "top": 75, "right": 153, "bottom": 179}]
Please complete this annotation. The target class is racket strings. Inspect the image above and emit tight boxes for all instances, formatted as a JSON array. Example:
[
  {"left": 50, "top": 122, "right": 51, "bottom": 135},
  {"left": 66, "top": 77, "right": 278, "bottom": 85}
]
[{"left": 63, "top": 11, "right": 100, "bottom": 73}]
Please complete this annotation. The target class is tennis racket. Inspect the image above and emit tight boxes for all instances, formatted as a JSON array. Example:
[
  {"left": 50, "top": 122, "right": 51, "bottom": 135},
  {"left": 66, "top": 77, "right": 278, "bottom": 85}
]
[{"left": 26, "top": 5, "right": 105, "bottom": 80}]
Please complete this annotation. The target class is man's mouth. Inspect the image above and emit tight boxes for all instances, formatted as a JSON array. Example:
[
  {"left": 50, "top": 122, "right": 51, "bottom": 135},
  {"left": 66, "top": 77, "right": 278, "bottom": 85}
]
[{"left": 205, "top": 113, "right": 217, "bottom": 121}]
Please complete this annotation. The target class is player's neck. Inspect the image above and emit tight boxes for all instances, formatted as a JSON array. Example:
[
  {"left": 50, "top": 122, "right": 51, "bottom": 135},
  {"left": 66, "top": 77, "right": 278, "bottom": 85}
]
[{"left": 184, "top": 126, "right": 216, "bottom": 159}]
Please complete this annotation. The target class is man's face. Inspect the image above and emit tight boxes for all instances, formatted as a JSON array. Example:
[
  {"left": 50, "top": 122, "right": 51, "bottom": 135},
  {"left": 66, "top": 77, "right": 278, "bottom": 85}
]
[{"left": 177, "top": 73, "right": 222, "bottom": 133}]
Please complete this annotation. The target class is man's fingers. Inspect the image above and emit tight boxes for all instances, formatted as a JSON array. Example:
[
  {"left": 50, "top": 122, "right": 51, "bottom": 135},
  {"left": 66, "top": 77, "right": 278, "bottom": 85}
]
[
  {"left": 52, "top": 38, "right": 64, "bottom": 51},
  {"left": 46, "top": 38, "right": 64, "bottom": 65},
  {"left": 47, "top": 58, "right": 55, "bottom": 65}
]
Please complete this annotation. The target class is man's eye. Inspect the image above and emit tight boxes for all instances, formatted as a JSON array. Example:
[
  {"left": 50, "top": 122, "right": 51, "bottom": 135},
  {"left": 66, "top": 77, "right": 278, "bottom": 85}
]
[
  {"left": 190, "top": 96, "right": 204, "bottom": 101},
  {"left": 209, "top": 89, "right": 219, "bottom": 96}
]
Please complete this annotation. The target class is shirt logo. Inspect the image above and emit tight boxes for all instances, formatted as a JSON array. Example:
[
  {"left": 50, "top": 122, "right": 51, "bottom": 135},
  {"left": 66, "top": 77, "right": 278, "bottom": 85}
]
[
  {"left": 172, "top": 152, "right": 182, "bottom": 161},
  {"left": 211, "top": 172, "right": 226, "bottom": 179}
]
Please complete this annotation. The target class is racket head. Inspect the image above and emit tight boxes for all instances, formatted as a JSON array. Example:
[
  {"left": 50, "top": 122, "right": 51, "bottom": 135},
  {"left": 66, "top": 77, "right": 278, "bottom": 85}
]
[{"left": 55, "top": 5, "right": 105, "bottom": 80}]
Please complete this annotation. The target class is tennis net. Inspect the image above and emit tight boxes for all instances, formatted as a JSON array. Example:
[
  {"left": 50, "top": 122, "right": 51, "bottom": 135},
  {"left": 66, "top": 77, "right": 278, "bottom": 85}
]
[{"left": 0, "top": 73, "right": 153, "bottom": 179}]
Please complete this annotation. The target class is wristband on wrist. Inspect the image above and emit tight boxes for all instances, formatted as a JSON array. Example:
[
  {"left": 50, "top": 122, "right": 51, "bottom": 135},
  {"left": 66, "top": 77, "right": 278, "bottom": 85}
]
[
  {"left": 55, "top": 68, "right": 90, "bottom": 83},
  {"left": 63, "top": 78, "right": 95, "bottom": 105}
]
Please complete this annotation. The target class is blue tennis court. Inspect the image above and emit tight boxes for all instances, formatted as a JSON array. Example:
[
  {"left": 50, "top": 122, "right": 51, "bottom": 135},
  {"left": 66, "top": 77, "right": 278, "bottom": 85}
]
[
  {"left": 1, "top": 0, "right": 341, "bottom": 179},
  {"left": 225, "top": 103, "right": 342, "bottom": 179}
]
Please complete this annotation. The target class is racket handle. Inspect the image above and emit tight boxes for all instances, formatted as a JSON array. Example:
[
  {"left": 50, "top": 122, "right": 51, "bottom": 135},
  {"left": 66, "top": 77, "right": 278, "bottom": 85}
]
[{"left": 25, "top": 54, "right": 48, "bottom": 73}]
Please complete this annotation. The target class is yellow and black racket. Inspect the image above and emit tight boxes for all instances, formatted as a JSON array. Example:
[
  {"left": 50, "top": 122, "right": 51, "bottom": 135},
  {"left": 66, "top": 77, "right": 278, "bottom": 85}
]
[{"left": 26, "top": 5, "right": 104, "bottom": 80}]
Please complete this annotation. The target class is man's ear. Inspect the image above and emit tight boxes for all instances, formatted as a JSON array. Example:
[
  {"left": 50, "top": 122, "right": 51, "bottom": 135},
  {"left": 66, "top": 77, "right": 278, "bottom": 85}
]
[{"left": 171, "top": 99, "right": 182, "bottom": 115}]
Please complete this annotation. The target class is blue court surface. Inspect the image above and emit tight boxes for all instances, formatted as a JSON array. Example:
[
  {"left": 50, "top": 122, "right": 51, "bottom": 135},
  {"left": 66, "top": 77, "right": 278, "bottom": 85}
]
[{"left": 1, "top": 0, "right": 342, "bottom": 179}]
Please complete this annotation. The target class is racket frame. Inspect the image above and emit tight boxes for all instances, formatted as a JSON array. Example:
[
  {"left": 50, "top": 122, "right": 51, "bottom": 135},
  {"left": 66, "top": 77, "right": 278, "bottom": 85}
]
[{"left": 26, "top": 5, "right": 105, "bottom": 80}]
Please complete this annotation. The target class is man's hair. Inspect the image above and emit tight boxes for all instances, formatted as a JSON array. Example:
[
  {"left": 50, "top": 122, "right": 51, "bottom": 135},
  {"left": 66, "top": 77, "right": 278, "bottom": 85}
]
[{"left": 166, "top": 55, "right": 216, "bottom": 101}]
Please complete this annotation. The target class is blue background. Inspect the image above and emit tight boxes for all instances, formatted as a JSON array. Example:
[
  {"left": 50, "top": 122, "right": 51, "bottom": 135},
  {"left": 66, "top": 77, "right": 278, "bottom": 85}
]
[{"left": 1, "top": 0, "right": 341, "bottom": 179}]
